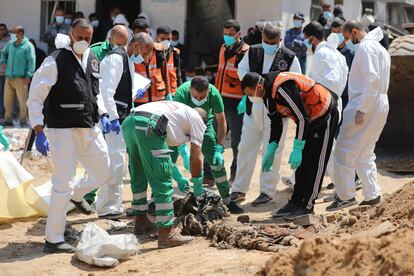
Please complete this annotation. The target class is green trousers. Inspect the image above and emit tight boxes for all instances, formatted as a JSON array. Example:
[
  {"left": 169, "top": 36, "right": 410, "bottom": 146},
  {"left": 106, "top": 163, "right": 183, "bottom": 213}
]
[
  {"left": 171, "top": 123, "right": 230, "bottom": 199},
  {"left": 122, "top": 114, "right": 174, "bottom": 228}
]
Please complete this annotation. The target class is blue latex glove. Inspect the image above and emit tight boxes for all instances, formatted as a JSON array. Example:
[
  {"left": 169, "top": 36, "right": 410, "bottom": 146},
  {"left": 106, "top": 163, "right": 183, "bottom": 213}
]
[
  {"left": 0, "top": 126, "right": 10, "bottom": 151},
  {"left": 213, "top": 144, "right": 225, "bottom": 167},
  {"left": 289, "top": 139, "right": 306, "bottom": 170},
  {"left": 178, "top": 144, "right": 191, "bottom": 172},
  {"left": 135, "top": 88, "right": 146, "bottom": 99},
  {"left": 101, "top": 115, "right": 112, "bottom": 135},
  {"left": 237, "top": 95, "right": 247, "bottom": 115},
  {"left": 261, "top": 141, "right": 278, "bottom": 172},
  {"left": 35, "top": 132, "right": 49, "bottom": 156},
  {"left": 165, "top": 94, "right": 173, "bottom": 101},
  {"left": 172, "top": 164, "right": 190, "bottom": 193},
  {"left": 191, "top": 175, "right": 205, "bottom": 197},
  {"left": 110, "top": 119, "right": 121, "bottom": 135}
]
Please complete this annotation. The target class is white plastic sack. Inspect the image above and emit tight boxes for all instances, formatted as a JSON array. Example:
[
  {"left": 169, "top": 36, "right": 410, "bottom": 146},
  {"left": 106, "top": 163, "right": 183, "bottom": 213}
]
[{"left": 75, "top": 223, "right": 139, "bottom": 267}]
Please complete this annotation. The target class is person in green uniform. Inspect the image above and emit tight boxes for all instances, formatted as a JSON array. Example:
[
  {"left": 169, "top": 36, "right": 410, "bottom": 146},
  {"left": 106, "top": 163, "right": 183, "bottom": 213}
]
[{"left": 173, "top": 76, "right": 244, "bottom": 214}]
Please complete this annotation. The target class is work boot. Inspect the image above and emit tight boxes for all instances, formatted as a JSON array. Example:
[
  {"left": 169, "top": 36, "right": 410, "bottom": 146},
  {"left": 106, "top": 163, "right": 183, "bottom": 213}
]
[
  {"left": 134, "top": 215, "right": 157, "bottom": 235},
  {"left": 70, "top": 199, "right": 94, "bottom": 215},
  {"left": 44, "top": 240, "right": 75, "bottom": 254},
  {"left": 359, "top": 196, "right": 381, "bottom": 206},
  {"left": 158, "top": 227, "right": 194, "bottom": 249}
]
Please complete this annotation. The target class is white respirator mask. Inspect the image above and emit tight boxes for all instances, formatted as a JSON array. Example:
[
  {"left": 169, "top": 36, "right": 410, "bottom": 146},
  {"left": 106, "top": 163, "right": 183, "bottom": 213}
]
[
  {"left": 248, "top": 76, "right": 263, "bottom": 104},
  {"left": 71, "top": 33, "right": 89, "bottom": 55}
]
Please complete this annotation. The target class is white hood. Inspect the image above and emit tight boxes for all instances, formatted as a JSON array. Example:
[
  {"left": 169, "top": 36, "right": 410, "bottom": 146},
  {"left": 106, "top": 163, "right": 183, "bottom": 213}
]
[
  {"left": 363, "top": 26, "right": 384, "bottom": 42},
  {"left": 113, "top": 14, "right": 129, "bottom": 27},
  {"left": 326, "top": 32, "right": 340, "bottom": 49},
  {"left": 55, "top": 33, "right": 70, "bottom": 49}
]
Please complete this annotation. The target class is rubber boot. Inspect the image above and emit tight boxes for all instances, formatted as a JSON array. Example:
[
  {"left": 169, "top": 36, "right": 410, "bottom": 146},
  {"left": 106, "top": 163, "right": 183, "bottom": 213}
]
[
  {"left": 134, "top": 215, "right": 156, "bottom": 235},
  {"left": 158, "top": 227, "right": 194, "bottom": 249}
]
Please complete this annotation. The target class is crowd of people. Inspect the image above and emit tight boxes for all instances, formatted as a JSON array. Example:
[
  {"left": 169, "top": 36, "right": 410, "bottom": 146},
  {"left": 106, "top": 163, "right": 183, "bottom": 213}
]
[{"left": 0, "top": 4, "right": 391, "bottom": 255}]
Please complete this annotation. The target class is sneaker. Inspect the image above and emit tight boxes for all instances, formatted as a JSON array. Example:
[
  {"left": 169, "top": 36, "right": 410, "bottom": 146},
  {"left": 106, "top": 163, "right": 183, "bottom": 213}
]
[
  {"left": 230, "top": 192, "right": 246, "bottom": 203},
  {"left": 283, "top": 207, "right": 314, "bottom": 221},
  {"left": 44, "top": 240, "right": 75, "bottom": 253},
  {"left": 226, "top": 201, "right": 245, "bottom": 214},
  {"left": 70, "top": 199, "right": 94, "bottom": 215},
  {"left": 326, "top": 196, "right": 358, "bottom": 211},
  {"left": 281, "top": 176, "right": 295, "bottom": 190},
  {"left": 326, "top": 182, "right": 335, "bottom": 190},
  {"left": 359, "top": 196, "right": 381, "bottom": 206},
  {"left": 272, "top": 201, "right": 296, "bottom": 218},
  {"left": 98, "top": 211, "right": 126, "bottom": 220},
  {"left": 252, "top": 193, "right": 273, "bottom": 206}
]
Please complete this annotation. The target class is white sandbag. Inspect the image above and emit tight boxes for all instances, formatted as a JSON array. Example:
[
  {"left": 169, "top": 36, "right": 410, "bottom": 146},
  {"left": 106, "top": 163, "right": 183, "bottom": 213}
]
[{"left": 75, "top": 223, "right": 139, "bottom": 267}]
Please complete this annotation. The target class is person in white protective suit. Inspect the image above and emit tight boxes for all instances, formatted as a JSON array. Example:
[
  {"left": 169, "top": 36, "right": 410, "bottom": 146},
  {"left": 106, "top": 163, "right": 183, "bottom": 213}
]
[
  {"left": 94, "top": 25, "right": 136, "bottom": 219},
  {"left": 327, "top": 21, "right": 390, "bottom": 211},
  {"left": 230, "top": 23, "right": 302, "bottom": 206},
  {"left": 27, "top": 19, "right": 111, "bottom": 253},
  {"left": 281, "top": 21, "right": 348, "bottom": 189}
]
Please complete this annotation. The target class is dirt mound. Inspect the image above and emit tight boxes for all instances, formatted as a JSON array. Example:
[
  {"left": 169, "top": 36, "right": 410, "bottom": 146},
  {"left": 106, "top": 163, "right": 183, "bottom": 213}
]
[
  {"left": 260, "top": 228, "right": 414, "bottom": 276},
  {"left": 351, "top": 181, "right": 414, "bottom": 231}
]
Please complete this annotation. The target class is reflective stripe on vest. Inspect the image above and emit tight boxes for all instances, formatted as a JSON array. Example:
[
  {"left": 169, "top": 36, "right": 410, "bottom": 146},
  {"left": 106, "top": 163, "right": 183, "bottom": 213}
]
[
  {"left": 272, "top": 72, "right": 332, "bottom": 122},
  {"left": 134, "top": 49, "right": 166, "bottom": 103},
  {"left": 215, "top": 45, "right": 245, "bottom": 99},
  {"left": 165, "top": 50, "right": 178, "bottom": 95}
]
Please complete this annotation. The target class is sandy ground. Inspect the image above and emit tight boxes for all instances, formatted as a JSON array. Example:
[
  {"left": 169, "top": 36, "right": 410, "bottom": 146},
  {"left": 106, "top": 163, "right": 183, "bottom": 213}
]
[{"left": 0, "top": 124, "right": 413, "bottom": 275}]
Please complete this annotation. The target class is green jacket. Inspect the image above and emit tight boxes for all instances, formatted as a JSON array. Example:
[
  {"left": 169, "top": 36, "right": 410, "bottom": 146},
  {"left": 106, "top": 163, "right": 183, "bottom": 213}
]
[
  {"left": 90, "top": 39, "right": 112, "bottom": 61},
  {"left": 0, "top": 37, "right": 35, "bottom": 79}
]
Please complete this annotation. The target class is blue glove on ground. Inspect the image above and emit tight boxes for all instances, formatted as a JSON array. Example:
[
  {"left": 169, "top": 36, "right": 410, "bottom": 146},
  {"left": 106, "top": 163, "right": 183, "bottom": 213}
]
[
  {"left": 101, "top": 115, "right": 112, "bottom": 135},
  {"left": 165, "top": 94, "right": 173, "bottom": 101},
  {"left": 0, "top": 126, "right": 10, "bottom": 151},
  {"left": 191, "top": 175, "right": 205, "bottom": 197},
  {"left": 178, "top": 144, "right": 191, "bottom": 172},
  {"left": 262, "top": 141, "right": 279, "bottom": 172},
  {"left": 135, "top": 88, "right": 146, "bottom": 99},
  {"left": 35, "top": 132, "right": 49, "bottom": 156},
  {"left": 212, "top": 144, "right": 225, "bottom": 167},
  {"left": 110, "top": 119, "right": 121, "bottom": 135},
  {"left": 237, "top": 95, "right": 247, "bottom": 115},
  {"left": 172, "top": 164, "right": 190, "bottom": 193},
  {"left": 289, "top": 139, "right": 306, "bottom": 170}
]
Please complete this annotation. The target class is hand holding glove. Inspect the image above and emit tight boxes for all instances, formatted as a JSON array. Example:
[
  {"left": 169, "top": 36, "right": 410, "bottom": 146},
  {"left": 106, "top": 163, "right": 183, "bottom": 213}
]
[
  {"left": 178, "top": 144, "right": 191, "bottom": 172},
  {"left": 110, "top": 119, "right": 121, "bottom": 135},
  {"left": 261, "top": 141, "right": 278, "bottom": 172},
  {"left": 289, "top": 139, "right": 306, "bottom": 170},
  {"left": 191, "top": 175, "right": 205, "bottom": 197},
  {"left": 237, "top": 95, "right": 247, "bottom": 115},
  {"left": 134, "top": 88, "right": 146, "bottom": 100},
  {"left": 0, "top": 126, "right": 10, "bottom": 151},
  {"left": 172, "top": 164, "right": 190, "bottom": 193},
  {"left": 165, "top": 94, "right": 173, "bottom": 101},
  {"left": 101, "top": 115, "right": 112, "bottom": 135},
  {"left": 35, "top": 132, "right": 49, "bottom": 156},
  {"left": 213, "top": 144, "right": 225, "bottom": 168}
]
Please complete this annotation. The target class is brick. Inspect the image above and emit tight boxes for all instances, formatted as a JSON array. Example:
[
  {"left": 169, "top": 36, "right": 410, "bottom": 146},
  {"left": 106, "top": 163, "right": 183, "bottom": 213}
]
[
  {"left": 293, "top": 214, "right": 322, "bottom": 226},
  {"left": 326, "top": 214, "right": 337, "bottom": 223}
]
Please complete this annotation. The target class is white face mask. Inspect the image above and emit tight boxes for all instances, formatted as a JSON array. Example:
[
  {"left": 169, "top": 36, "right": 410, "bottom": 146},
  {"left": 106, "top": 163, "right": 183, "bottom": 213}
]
[
  {"left": 248, "top": 77, "right": 263, "bottom": 104},
  {"left": 161, "top": 40, "right": 171, "bottom": 50},
  {"left": 71, "top": 33, "right": 89, "bottom": 55},
  {"left": 191, "top": 96, "right": 208, "bottom": 107}
]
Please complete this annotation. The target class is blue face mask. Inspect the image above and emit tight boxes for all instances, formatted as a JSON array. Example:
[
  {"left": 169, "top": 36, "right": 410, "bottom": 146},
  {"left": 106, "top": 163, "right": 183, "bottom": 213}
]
[
  {"left": 55, "top": 16, "right": 65, "bottom": 24},
  {"left": 191, "top": 96, "right": 208, "bottom": 107},
  {"left": 9, "top": 33, "right": 17, "bottom": 41},
  {"left": 130, "top": 54, "right": 144, "bottom": 64},
  {"left": 293, "top": 20, "right": 303, "bottom": 28},
  {"left": 64, "top": 18, "right": 72, "bottom": 25},
  {"left": 304, "top": 37, "right": 313, "bottom": 49},
  {"left": 186, "top": 76, "right": 193, "bottom": 82},
  {"left": 262, "top": 42, "right": 279, "bottom": 55},
  {"left": 223, "top": 35, "right": 236, "bottom": 47},
  {"left": 336, "top": 33, "right": 345, "bottom": 45},
  {"left": 323, "top": 11, "right": 333, "bottom": 20}
]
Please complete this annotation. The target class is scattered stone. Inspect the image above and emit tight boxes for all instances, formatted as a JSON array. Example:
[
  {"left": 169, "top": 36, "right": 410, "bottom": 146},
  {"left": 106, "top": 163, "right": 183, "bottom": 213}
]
[
  {"left": 237, "top": 215, "right": 250, "bottom": 224},
  {"left": 292, "top": 214, "right": 322, "bottom": 226},
  {"left": 355, "top": 221, "right": 397, "bottom": 238},
  {"left": 326, "top": 214, "right": 337, "bottom": 223}
]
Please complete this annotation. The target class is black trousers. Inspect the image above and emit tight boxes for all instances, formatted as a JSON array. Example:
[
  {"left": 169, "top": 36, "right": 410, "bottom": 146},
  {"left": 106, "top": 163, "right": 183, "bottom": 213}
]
[{"left": 291, "top": 106, "right": 339, "bottom": 210}]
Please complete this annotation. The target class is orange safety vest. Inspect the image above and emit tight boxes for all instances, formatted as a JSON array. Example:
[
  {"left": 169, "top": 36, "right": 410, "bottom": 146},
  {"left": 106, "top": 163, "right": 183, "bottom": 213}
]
[
  {"left": 215, "top": 43, "right": 249, "bottom": 99},
  {"left": 134, "top": 44, "right": 166, "bottom": 103},
  {"left": 163, "top": 48, "right": 180, "bottom": 96},
  {"left": 272, "top": 72, "right": 332, "bottom": 123}
]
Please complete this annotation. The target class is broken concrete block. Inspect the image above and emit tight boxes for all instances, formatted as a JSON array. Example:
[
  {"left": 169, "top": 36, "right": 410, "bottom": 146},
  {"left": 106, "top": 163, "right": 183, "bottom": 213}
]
[
  {"left": 237, "top": 215, "right": 250, "bottom": 223},
  {"left": 354, "top": 221, "right": 397, "bottom": 238},
  {"left": 326, "top": 214, "right": 337, "bottom": 223},
  {"left": 292, "top": 214, "right": 322, "bottom": 226}
]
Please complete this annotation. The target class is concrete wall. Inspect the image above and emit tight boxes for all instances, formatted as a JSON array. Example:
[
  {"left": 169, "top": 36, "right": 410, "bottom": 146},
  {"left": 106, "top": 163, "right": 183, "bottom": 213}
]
[{"left": 140, "top": 0, "right": 187, "bottom": 43}]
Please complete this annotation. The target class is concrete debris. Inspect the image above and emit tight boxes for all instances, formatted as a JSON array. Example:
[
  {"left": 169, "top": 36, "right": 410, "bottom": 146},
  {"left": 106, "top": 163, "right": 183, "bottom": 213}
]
[
  {"left": 292, "top": 214, "right": 324, "bottom": 226},
  {"left": 340, "top": 215, "right": 358, "bottom": 226},
  {"left": 354, "top": 221, "right": 397, "bottom": 238}
]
